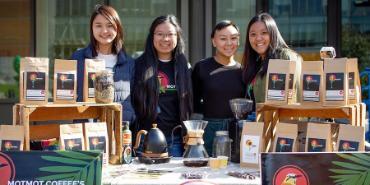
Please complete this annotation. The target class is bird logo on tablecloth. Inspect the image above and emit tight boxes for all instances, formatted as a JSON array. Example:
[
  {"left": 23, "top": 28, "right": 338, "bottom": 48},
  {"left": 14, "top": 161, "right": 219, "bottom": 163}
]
[
  {"left": 273, "top": 165, "right": 309, "bottom": 185},
  {"left": 281, "top": 173, "right": 302, "bottom": 185},
  {"left": 0, "top": 152, "right": 16, "bottom": 184}
]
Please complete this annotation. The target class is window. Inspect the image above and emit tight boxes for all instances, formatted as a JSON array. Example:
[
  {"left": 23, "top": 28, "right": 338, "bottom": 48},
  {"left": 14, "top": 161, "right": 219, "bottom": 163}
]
[
  {"left": 341, "top": 0, "right": 370, "bottom": 71},
  {"left": 0, "top": 0, "right": 32, "bottom": 99},
  {"left": 36, "top": 0, "right": 104, "bottom": 60},
  {"left": 110, "top": 0, "right": 178, "bottom": 58},
  {"left": 216, "top": 0, "right": 256, "bottom": 61},
  {"left": 269, "top": 0, "right": 328, "bottom": 59}
]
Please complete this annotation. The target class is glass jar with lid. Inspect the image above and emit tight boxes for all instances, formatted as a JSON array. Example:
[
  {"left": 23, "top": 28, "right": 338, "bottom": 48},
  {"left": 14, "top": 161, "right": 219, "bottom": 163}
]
[{"left": 212, "top": 131, "right": 232, "bottom": 159}]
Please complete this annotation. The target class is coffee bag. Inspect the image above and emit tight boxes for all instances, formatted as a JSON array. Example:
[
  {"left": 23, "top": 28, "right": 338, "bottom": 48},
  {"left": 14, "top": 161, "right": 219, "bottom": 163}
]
[
  {"left": 265, "top": 59, "right": 296, "bottom": 105},
  {"left": 272, "top": 122, "right": 298, "bottom": 152},
  {"left": 301, "top": 61, "right": 323, "bottom": 106},
  {"left": 20, "top": 57, "right": 49, "bottom": 104},
  {"left": 84, "top": 122, "right": 109, "bottom": 164},
  {"left": 60, "top": 123, "right": 85, "bottom": 151},
  {"left": 323, "top": 58, "right": 348, "bottom": 106},
  {"left": 347, "top": 58, "right": 361, "bottom": 105},
  {"left": 84, "top": 59, "right": 105, "bottom": 102},
  {"left": 0, "top": 125, "right": 24, "bottom": 151},
  {"left": 240, "top": 122, "right": 265, "bottom": 169},
  {"left": 336, "top": 124, "right": 365, "bottom": 152},
  {"left": 54, "top": 59, "right": 77, "bottom": 103},
  {"left": 305, "top": 122, "right": 331, "bottom": 152},
  {"left": 297, "top": 121, "right": 308, "bottom": 152}
]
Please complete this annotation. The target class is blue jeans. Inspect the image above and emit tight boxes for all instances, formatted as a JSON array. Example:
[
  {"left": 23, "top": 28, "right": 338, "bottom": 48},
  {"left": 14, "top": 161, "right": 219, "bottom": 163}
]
[{"left": 203, "top": 118, "right": 232, "bottom": 157}]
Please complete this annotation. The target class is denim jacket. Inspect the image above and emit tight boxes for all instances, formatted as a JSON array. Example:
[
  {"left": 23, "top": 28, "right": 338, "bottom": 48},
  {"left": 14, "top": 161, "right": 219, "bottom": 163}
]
[{"left": 71, "top": 44, "right": 136, "bottom": 122}]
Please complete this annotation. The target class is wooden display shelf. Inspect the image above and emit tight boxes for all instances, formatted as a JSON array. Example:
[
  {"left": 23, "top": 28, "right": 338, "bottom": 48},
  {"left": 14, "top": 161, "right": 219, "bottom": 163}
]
[
  {"left": 256, "top": 103, "right": 366, "bottom": 152},
  {"left": 256, "top": 103, "right": 366, "bottom": 126},
  {"left": 13, "top": 102, "right": 122, "bottom": 163}
]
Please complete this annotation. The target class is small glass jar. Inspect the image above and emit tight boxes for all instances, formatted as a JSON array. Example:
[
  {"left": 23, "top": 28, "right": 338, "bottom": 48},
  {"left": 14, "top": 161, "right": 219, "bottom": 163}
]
[
  {"left": 94, "top": 70, "right": 114, "bottom": 103},
  {"left": 212, "top": 131, "right": 231, "bottom": 159}
]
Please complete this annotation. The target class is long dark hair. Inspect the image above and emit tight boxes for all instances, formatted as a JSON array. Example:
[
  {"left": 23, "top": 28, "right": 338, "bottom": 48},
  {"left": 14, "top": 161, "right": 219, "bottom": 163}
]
[
  {"left": 89, "top": 4, "right": 124, "bottom": 57},
  {"left": 132, "top": 15, "right": 192, "bottom": 128},
  {"left": 242, "top": 13, "right": 288, "bottom": 87}
]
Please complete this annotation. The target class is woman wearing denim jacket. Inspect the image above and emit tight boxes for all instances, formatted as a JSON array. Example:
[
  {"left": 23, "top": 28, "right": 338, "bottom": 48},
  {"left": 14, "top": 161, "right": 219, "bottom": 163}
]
[{"left": 71, "top": 4, "right": 135, "bottom": 123}]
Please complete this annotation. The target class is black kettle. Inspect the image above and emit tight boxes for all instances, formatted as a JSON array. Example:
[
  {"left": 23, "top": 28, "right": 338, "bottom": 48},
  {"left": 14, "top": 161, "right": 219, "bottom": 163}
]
[{"left": 133, "top": 124, "right": 168, "bottom": 157}]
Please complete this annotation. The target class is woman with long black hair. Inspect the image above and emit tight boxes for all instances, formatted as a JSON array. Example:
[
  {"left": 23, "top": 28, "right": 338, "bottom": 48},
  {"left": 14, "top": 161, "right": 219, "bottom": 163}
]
[
  {"left": 132, "top": 15, "right": 192, "bottom": 157},
  {"left": 242, "top": 13, "right": 302, "bottom": 107}
]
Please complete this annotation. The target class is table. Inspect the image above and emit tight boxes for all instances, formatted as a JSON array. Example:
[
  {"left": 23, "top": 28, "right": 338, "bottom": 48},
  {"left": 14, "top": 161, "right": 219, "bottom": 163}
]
[
  {"left": 102, "top": 158, "right": 260, "bottom": 185},
  {"left": 13, "top": 102, "right": 122, "bottom": 163}
]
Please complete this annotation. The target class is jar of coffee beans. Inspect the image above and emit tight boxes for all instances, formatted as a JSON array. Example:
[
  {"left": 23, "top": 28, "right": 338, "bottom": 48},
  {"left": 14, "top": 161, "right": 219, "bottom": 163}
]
[{"left": 94, "top": 70, "right": 114, "bottom": 103}]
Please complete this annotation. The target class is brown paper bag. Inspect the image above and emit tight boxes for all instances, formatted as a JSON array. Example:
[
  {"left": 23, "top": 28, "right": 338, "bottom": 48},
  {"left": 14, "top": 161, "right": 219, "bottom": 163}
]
[
  {"left": 240, "top": 122, "right": 265, "bottom": 169},
  {"left": 301, "top": 61, "right": 323, "bottom": 106},
  {"left": 305, "top": 122, "right": 332, "bottom": 152},
  {"left": 265, "top": 59, "right": 296, "bottom": 105},
  {"left": 336, "top": 124, "right": 365, "bottom": 152},
  {"left": 297, "top": 122, "right": 308, "bottom": 152},
  {"left": 0, "top": 125, "right": 24, "bottom": 151},
  {"left": 60, "top": 123, "right": 85, "bottom": 151},
  {"left": 84, "top": 122, "right": 109, "bottom": 164},
  {"left": 84, "top": 59, "right": 105, "bottom": 102},
  {"left": 323, "top": 58, "right": 348, "bottom": 106},
  {"left": 20, "top": 57, "right": 49, "bottom": 104},
  {"left": 272, "top": 122, "right": 298, "bottom": 152},
  {"left": 330, "top": 123, "right": 340, "bottom": 151},
  {"left": 54, "top": 59, "right": 77, "bottom": 103},
  {"left": 347, "top": 58, "right": 361, "bottom": 105}
]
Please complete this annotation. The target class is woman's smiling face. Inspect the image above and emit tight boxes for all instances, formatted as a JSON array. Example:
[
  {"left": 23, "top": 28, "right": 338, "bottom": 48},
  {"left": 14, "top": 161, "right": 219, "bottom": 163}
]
[
  {"left": 92, "top": 14, "right": 117, "bottom": 48},
  {"left": 212, "top": 25, "right": 240, "bottom": 58},
  {"left": 153, "top": 22, "right": 178, "bottom": 60},
  {"left": 249, "top": 21, "right": 271, "bottom": 59}
]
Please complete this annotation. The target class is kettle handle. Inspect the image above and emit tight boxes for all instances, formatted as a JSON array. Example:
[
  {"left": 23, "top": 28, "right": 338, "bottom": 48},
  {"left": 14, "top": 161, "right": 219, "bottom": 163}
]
[
  {"left": 170, "top": 125, "right": 183, "bottom": 147},
  {"left": 134, "top": 130, "right": 148, "bottom": 149}
]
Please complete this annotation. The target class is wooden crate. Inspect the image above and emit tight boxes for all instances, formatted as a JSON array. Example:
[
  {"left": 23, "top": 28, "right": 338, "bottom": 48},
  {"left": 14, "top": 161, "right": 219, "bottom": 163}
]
[
  {"left": 13, "top": 102, "right": 122, "bottom": 164},
  {"left": 256, "top": 103, "right": 365, "bottom": 152}
]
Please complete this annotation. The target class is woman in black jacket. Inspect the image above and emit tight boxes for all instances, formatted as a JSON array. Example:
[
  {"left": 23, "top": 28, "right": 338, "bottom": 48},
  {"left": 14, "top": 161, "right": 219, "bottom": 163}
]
[{"left": 132, "top": 15, "right": 192, "bottom": 157}]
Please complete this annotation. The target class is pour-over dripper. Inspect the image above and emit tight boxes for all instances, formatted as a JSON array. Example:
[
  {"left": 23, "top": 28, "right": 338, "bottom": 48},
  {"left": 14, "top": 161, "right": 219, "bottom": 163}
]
[
  {"left": 229, "top": 98, "right": 254, "bottom": 120},
  {"left": 183, "top": 120, "right": 208, "bottom": 131},
  {"left": 229, "top": 98, "right": 253, "bottom": 163}
]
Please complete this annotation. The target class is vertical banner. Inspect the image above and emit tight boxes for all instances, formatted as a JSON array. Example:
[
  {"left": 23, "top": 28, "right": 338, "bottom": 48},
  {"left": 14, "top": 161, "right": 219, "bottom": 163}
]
[
  {"left": 261, "top": 152, "right": 370, "bottom": 185},
  {"left": 0, "top": 151, "right": 102, "bottom": 185}
]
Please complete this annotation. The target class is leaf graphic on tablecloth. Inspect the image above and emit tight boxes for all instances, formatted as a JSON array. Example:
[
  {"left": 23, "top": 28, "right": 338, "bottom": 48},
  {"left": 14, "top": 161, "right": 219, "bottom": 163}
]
[
  {"left": 37, "top": 151, "right": 102, "bottom": 185},
  {"left": 56, "top": 150, "right": 97, "bottom": 160},
  {"left": 329, "top": 153, "right": 370, "bottom": 185}
]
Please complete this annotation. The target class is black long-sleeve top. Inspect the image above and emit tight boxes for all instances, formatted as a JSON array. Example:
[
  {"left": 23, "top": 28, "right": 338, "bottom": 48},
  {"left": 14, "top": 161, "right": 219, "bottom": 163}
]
[{"left": 192, "top": 57, "right": 245, "bottom": 118}]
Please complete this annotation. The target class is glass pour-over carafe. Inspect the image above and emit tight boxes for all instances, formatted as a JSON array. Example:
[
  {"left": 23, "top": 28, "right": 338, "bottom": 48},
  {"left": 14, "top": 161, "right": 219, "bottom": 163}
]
[{"left": 182, "top": 120, "right": 209, "bottom": 167}]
